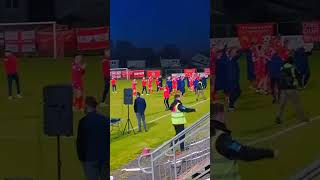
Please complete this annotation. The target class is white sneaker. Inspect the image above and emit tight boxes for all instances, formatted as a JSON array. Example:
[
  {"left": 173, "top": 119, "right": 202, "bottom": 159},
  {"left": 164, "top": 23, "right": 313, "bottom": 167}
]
[
  {"left": 16, "top": 94, "right": 22, "bottom": 98},
  {"left": 8, "top": 96, "right": 13, "bottom": 100}
]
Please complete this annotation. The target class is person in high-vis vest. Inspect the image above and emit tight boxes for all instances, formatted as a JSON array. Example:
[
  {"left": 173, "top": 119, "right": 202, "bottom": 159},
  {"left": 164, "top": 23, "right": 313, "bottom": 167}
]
[
  {"left": 211, "top": 103, "right": 276, "bottom": 180},
  {"left": 170, "top": 94, "right": 196, "bottom": 152}
]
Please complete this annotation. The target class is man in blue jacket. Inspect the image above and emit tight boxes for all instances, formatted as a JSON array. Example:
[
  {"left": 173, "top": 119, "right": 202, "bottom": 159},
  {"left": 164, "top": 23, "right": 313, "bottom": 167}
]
[
  {"left": 201, "top": 75, "right": 208, "bottom": 89},
  {"left": 77, "top": 96, "right": 109, "bottom": 180},
  {"left": 226, "top": 48, "right": 242, "bottom": 112},
  {"left": 294, "top": 47, "right": 311, "bottom": 88},
  {"left": 214, "top": 46, "right": 228, "bottom": 98},
  {"left": 268, "top": 52, "right": 284, "bottom": 104},
  {"left": 134, "top": 92, "right": 147, "bottom": 132},
  {"left": 166, "top": 77, "right": 173, "bottom": 93},
  {"left": 246, "top": 46, "right": 256, "bottom": 89}
]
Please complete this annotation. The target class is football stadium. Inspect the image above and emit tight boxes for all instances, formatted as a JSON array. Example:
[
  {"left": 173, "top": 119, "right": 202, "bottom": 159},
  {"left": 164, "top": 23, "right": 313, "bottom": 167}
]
[{"left": 212, "top": 0, "right": 320, "bottom": 179}]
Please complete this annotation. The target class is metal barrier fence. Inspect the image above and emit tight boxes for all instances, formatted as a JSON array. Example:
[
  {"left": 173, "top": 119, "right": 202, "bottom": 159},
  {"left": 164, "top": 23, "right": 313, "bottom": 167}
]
[
  {"left": 138, "top": 113, "right": 210, "bottom": 180},
  {"left": 291, "top": 160, "right": 320, "bottom": 180}
]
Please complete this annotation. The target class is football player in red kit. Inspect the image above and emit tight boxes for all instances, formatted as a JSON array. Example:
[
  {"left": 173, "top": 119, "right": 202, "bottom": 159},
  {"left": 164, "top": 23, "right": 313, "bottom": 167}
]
[
  {"left": 132, "top": 79, "right": 137, "bottom": 97},
  {"left": 3, "top": 51, "right": 22, "bottom": 99},
  {"left": 147, "top": 76, "right": 153, "bottom": 94},
  {"left": 172, "top": 77, "right": 177, "bottom": 94},
  {"left": 72, "top": 54, "right": 86, "bottom": 111},
  {"left": 101, "top": 49, "right": 110, "bottom": 105},
  {"left": 141, "top": 77, "right": 148, "bottom": 95}
]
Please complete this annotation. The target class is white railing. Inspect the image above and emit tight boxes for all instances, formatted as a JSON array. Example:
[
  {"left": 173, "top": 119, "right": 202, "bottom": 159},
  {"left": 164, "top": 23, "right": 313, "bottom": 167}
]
[{"left": 138, "top": 113, "right": 210, "bottom": 180}]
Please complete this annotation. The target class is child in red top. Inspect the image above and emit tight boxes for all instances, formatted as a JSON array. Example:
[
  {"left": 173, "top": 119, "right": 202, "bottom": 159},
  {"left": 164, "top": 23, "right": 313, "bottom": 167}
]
[
  {"left": 111, "top": 78, "right": 117, "bottom": 93},
  {"left": 148, "top": 76, "right": 153, "bottom": 94},
  {"left": 132, "top": 79, "right": 137, "bottom": 96},
  {"left": 162, "top": 85, "right": 170, "bottom": 110},
  {"left": 72, "top": 54, "right": 86, "bottom": 111},
  {"left": 101, "top": 49, "right": 110, "bottom": 105},
  {"left": 3, "top": 51, "right": 22, "bottom": 99},
  {"left": 141, "top": 77, "right": 148, "bottom": 95}
]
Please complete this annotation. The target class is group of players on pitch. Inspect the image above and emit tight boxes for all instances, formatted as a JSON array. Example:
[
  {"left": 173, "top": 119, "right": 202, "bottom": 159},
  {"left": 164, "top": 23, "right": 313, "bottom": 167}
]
[
  {"left": 111, "top": 73, "right": 208, "bottom": 111},
  {"left": 211, "top": 36, "right": 311, "bottom": 123}
]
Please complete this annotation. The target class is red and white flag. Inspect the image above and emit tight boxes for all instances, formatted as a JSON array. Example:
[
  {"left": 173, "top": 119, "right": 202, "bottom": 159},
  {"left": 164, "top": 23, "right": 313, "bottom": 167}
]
[
  {"left": 76, "top": 27, "right": 109, "bottom": 50},
  {"left": 4, "top": 31, "right": 35, "bottom": 53}
]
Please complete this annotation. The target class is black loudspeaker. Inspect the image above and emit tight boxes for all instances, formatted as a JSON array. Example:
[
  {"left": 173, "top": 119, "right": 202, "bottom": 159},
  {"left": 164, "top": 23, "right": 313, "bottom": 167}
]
[
  {"left": 43, "top": 85, "right": 73, "bottom": 137},
  {"left": 124, "top": 88, "right": 133, "bottom": 105}
]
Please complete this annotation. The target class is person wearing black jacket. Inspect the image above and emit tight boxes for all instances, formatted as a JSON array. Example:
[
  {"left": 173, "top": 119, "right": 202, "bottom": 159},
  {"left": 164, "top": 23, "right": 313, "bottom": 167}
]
[
  {"left": 169, "top": 94, "right": 196, "bottom": 151},
  {"left": 211, "top": 103, "right": 276, "bottom": 179},
  {"left": 77, "top": 96, "right": 109, "bottom": 180}
]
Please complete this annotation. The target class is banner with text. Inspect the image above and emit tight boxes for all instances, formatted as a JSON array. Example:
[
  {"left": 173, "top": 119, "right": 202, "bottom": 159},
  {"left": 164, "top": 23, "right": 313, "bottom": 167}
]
[
  {"left": 76, "top": 27, "right": 109, "bottom": 50},
  {"left": 146, "top": 70, "right": 161, "bottom": 78},
  {"left": 133, "top": 70, "right": 145, "bottom": 79},
  {"left": 237, "top": 23, "right": 274, "bottom": 48},
  {"left": 303, "top": 21, "right": 320, "bottom": 43}
]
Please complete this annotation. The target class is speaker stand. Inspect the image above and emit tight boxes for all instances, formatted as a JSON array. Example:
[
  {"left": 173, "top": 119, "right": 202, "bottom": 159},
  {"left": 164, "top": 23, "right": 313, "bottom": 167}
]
[
  {"left": 57, "top": 136, "right": 62, "bottom": 180},
  {"left": 122, "top": 105, "right": 135, "bottom": 135}
]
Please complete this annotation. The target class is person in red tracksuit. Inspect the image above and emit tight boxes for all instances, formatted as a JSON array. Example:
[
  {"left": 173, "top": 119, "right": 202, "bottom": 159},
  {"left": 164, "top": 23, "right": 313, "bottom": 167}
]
[
  {"left": 163, "top": 85, "right": 170, "bottom": 110},
  {"left": 72, "top": 54, "right": 86, "bottom": 111},
  {"left": 101, "top": 49, "right": 110, "bottom": 105},
  {"left": 172, "top": 77, "right": 177, "bottom": 93},
  {"left": 132, "top": 79, "right": 137, "bottom": 97},
  {"left": 3, "top": 51, "right": 22, "bottom": 100}
]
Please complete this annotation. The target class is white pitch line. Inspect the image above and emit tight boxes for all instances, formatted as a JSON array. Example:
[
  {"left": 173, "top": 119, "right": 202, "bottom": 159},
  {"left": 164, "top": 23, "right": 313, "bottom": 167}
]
[
  {"left": 132, "top": 99, "right": 209, "bottom": 131},
  {"left": 248, "top": 115, "right": 320, "bottom": 145}
]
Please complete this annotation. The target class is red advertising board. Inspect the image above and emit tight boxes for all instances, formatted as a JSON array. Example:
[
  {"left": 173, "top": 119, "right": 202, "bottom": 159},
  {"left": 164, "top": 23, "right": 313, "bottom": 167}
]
[
  {"left": 146, "top": 70, "right": 161, "bottom": 78},
  {"left": 237, "top": 23, "right": 274, "bottom": 48},
  {"left": 76, "top": 27, "right": 109, "bottom": 50},
  {"left": 184, "top": 68, "right": 197, "bottom": 77},
  {"left": 110, "top": 70, "right": 122, "bottom": 79},
  {"left": 303, "top": 21, "right": 320, "bottom": 43},
  {"left": 133, "top": 70, "right": 145, "bottom": 79}
]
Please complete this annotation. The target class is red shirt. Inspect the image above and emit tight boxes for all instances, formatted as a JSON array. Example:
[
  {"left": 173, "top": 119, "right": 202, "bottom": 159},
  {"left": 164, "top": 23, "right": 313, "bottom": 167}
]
[
  {"left": 111, "top": 79, "right": 116, "bottom": 86},
  {"left": 156, "top": 79, "right": 160, "bottom": 85},
  {"left": 142, "top": 79, "right": 147, "bottom": 86},
  {"left": 279, "top": 48, "right": 289, "bottom": 61},
  {"left": 172, "top": 79, "right": 177, "bottom": 88},
  {"left": 102, "top": 57, "right": 109, "bottom": 77},
  {"left": 72, "top": 63, "right": 85, "bottom": 84},
  {"left": 4, "top": 55, "right": 18, "bottom": 75},
  {"left": 132, "top": 81, "right": 137, "bottom": 89},
  {"left": 163, "top": 86, "right": 170, "bottom": 98},
  {"left": 148, "top": 78, "right": 153, "bottom": 86}
]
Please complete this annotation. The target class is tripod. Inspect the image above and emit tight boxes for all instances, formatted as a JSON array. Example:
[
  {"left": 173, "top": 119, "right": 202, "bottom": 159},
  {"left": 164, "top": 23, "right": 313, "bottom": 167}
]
[{"left": 122, "top": 104, "right": 135, "bottom": 134}]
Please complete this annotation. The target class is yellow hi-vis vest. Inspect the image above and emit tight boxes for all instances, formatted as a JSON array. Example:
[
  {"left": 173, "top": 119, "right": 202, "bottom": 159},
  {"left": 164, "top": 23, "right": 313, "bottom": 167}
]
[
  {"left": 211, "top": 130, "right": 241, "bottom": 180},
  {"left": 171, "top": 103, "right": 187, "bottom": 125}
]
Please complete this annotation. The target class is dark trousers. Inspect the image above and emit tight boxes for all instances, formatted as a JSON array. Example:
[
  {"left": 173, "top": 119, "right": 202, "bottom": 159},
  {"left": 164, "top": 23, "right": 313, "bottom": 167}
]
[
  {"left": 229, "top": 84, "right": 241, "bottom": 108},
  {"left": 164, "top": 98, "right": 169, "bottom": 109},
  {"left": 7, "top": 73, "right": 21, "bottom": 96},
  {"left": 112, "top": 85, "right": 116, "bottom": 92},
  {"left": 101, "top": 77, "right": 109, "bottom": 103},
  {"left": 81, "top": 161, "right": 108, "bottom": 180},
  {"left": 270, "top": 77, "right": 280, "bottom": 102},
  {"left": 173, "top": 124, "right": 185, "bottom": 151},
  {"left": 142, "top": 86, "right": 147, "bottom": 94},
  {"left": 299, "top": 72, "right": 310, "bottom": 87}
]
